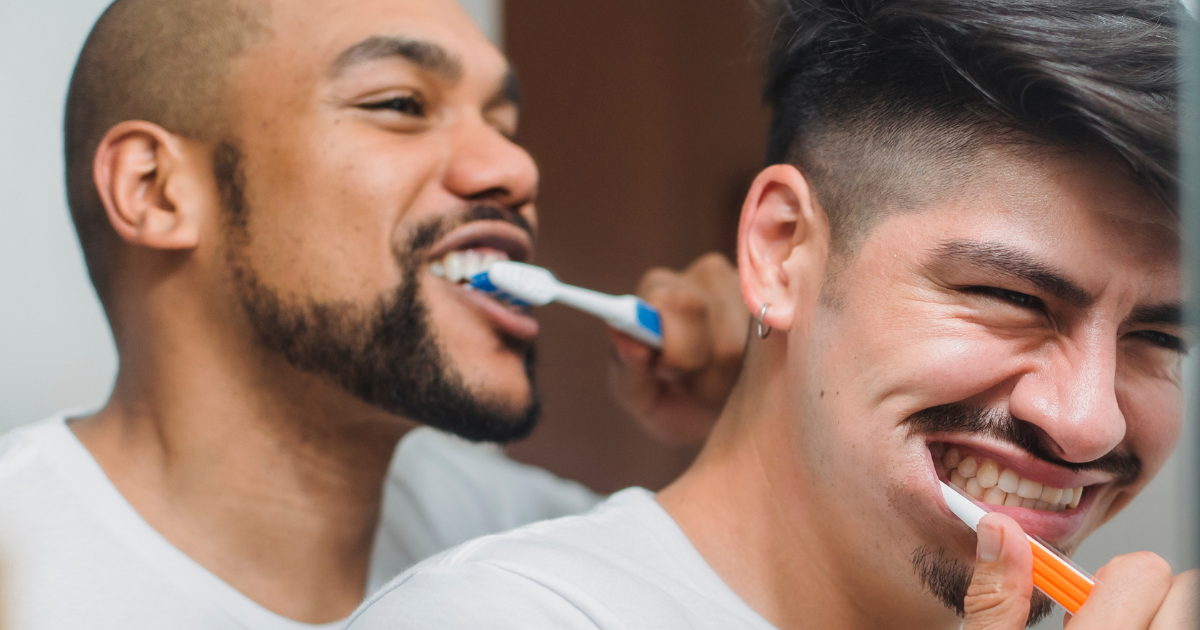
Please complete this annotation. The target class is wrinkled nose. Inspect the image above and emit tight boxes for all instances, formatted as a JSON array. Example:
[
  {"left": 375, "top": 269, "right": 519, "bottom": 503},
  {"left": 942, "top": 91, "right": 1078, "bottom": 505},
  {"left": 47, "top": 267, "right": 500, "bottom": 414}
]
[{"left": 1007, "top": 323, "right": 1125, "bottom": 463}]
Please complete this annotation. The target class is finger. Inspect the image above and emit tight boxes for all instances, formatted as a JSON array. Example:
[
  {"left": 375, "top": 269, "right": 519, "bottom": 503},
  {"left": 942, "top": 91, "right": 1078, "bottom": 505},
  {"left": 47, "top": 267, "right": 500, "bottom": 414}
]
[
  {"left": 1146, "top": 568, "right": 1197, "bottom": 630},
  {"left": 637, "top": 271, "right": 713, "bottom": 372},
  {"left": 683, "top": 253, "right": 749, "bottom": 370},
  {"left": 610, "top": 328, "right": 654, "bottom": 368},
  {"left": 963, "top": 513, "right": 1034, "bottom": 630},
  {"left": 607, "top": 328, "right": 661, "bottom": 418},
  {"left": 1069, "top": 552, "right": 1171, "bottom": 630}
]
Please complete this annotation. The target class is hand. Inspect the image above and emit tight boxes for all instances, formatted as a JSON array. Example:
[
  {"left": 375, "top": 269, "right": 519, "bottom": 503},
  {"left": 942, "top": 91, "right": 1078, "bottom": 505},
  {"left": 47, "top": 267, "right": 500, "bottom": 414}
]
[
  {"left": 963, "top": 513, "right": 1198, "bottom": 630},
  {"left": 608, "top": 253, "right": 748, "bottom": 447}
]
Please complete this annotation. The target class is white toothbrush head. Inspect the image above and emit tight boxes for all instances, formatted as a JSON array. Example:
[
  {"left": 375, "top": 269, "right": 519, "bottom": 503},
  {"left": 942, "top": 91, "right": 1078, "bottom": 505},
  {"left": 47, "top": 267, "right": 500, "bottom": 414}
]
[{"left": 470, "top": 261, "right": 560, "bottom": 306}]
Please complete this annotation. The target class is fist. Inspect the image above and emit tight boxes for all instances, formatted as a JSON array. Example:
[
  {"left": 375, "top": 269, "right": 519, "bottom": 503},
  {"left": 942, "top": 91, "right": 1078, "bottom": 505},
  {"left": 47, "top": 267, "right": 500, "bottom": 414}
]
[
  {"left": 962, "top": 513, "right": 1198, "bottom": 630},
  {"left": 608, "top": 253, "right": 748, "bottom": 447}
]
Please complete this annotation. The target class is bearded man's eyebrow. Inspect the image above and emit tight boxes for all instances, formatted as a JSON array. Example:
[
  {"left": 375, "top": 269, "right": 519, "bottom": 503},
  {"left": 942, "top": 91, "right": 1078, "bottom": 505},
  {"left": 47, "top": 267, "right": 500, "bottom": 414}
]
[
  {"left": 930, "top": 240, "right": 1093, "bottom": 309},
  {"left": 330, "top": 36, "right": 464, "bottom": 82}
]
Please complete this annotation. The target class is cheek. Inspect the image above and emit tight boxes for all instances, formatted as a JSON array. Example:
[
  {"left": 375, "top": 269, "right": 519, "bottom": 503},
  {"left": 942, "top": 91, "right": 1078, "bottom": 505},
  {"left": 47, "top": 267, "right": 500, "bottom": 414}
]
[
  {"left": 823, "top": 298, "right": 1034, "bottom": 416},
  {"left": 236, "top": 122, "right": 447, "bottom": 302},
  {"left": 1116, "top": 367, "right": 1183, "bottom": 477}
]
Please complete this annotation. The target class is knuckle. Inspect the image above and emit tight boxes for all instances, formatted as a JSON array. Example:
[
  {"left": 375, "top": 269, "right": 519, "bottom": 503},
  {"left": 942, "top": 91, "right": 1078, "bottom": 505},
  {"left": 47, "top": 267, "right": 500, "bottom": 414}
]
[
  {"left": 963, "top": 579, "right": 1012, "bottom": 616},
  {"left": 659, "top": 289, "right": 708, "bottom": 317},
  {"left": 1176, "top": 568, "right": 1200, "bottom": 585},
  {"left": 692, "top": 252, "right": 733, "bottom": 274},
  {"left": 636, "top": 267, "right": 678, "bottom": 294},
  {"left": 1101, "top": 552, "right": 1172, "bottom": 585},
  {"left": 1124, "top": 552, "right": 1171, "bottom": 575}
]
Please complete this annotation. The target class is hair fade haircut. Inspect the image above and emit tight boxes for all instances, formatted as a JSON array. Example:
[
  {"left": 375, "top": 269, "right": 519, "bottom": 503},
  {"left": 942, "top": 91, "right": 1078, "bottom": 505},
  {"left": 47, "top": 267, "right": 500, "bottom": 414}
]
[
  {"left": 63, "top": 0, "right": 268, "bottom": 303},
  {"left": 761, "top": 0, "right": 1184, "bottom": 249}
]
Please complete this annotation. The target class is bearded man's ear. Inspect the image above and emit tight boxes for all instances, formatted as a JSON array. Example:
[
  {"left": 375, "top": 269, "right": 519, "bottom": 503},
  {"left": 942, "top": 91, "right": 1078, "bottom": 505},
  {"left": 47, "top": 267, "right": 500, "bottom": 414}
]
[
  {"left": 93, "top": 121, "right": 206, "bottom": 251},
  {"left": 736, "top": 164, "right": 831, "bottom": 334}
]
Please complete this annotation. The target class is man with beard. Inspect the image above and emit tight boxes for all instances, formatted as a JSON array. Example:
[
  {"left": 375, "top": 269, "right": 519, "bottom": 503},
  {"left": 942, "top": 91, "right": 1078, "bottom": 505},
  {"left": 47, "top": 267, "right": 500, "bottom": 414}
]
[
  {"left": 345, "top": 0, "right": 1199, "bottom": 629},
  {"left": 0, "top": 0, "right": 747, "bottom": 628}
]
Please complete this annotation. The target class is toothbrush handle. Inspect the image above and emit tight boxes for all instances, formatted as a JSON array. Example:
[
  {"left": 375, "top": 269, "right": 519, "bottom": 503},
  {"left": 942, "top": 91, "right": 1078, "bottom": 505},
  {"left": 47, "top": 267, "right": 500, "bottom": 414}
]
[{"left": 555, "top": 286, "right": 663, "bottom": 349}]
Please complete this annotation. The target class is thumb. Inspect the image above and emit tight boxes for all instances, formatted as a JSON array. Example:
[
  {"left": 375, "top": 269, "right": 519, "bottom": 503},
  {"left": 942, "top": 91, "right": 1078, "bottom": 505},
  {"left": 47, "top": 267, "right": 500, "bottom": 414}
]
[{"left": 963, "top": 513, "right": 1035, "bottom": 630}]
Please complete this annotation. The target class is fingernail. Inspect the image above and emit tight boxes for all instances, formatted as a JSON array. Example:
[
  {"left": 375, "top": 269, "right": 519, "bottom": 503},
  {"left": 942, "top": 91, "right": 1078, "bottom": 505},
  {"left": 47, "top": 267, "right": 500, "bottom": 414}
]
[{"left": 978, "top": 521, "right": 1002, "bottom": 563}]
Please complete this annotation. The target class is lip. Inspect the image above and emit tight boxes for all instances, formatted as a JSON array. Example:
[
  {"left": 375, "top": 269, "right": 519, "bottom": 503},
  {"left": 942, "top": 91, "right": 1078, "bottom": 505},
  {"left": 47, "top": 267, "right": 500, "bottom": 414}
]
[
  {"left": 923, "top": 435, "right": 1108, "bottom": 543},
  {"left": 426, "top": 220, "right": 534, "bottom": 264},
  {"left": 425, "top": 220, "right": 539, "bottom": 341}
]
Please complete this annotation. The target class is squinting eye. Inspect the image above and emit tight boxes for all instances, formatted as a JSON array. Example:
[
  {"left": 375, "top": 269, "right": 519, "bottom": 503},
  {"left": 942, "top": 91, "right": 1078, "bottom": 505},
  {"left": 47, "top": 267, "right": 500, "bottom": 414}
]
[
  {"left": 1129, "top": 330, "right": 1188, "bottom": 354},
  {"left": 968, "top": 286, "right": 1045, "bottom": 310},
  {"left": 360, "top": 95, "right": 427, "bottom": 117}
]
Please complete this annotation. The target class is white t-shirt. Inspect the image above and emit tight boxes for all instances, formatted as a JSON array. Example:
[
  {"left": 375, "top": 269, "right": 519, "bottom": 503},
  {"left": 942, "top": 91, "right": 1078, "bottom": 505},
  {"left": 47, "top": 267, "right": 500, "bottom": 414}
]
[
  {"left": 345, "top": 487, "right": 778, "bottom": 630},
  {"left": 0, "top": 414, "right": 599, "bottom": 630}
]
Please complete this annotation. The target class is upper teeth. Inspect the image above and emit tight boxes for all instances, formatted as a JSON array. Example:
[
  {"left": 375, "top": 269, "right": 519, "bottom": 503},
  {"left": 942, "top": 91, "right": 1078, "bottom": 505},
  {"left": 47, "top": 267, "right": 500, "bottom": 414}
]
[
  {"left": 935, "top": 444, "right": 1083, "bottom": 512},
  {"left": 430, "top": 249, "right": 508, "bottom": 283}
]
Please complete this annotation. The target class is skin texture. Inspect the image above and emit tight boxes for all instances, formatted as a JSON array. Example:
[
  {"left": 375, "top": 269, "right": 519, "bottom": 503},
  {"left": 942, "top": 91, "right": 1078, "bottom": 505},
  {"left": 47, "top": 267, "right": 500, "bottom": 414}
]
[
  {"left": 659, "top": 147, "right": 1193, "bottom": 630},
  {"left": 68, "top": 0, "right": 744, "bottom": 621}
]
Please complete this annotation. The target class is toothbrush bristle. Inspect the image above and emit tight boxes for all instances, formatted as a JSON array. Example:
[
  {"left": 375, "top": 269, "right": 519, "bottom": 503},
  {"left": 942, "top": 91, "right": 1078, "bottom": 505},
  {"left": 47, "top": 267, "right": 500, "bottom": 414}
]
[{"left": 469, "top": 272, "right": 531, "bottom": 308}]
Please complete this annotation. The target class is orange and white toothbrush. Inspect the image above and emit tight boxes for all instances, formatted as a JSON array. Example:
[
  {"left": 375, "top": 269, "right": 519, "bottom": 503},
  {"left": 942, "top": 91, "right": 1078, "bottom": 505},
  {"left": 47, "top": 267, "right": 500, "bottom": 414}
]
[{"left": 940, "top": 480, "right": 1094, "bottom": 613}]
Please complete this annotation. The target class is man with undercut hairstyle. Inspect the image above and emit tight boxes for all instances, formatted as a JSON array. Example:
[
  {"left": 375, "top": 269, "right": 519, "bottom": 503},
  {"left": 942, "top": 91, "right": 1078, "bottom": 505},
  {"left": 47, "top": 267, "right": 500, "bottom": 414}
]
[
  {"left": 347, "top": 1, "right": 1199, "bottom": 629},
  {"left": 0, "top": 0, "right": 748, "bottom": 628}
]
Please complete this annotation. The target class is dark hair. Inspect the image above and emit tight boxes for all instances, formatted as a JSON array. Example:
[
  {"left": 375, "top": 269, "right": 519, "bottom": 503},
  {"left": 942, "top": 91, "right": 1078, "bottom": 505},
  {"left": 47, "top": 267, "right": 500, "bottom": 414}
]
[{"left": 762, "top": 0, "right": 1184, "bottom": 247}]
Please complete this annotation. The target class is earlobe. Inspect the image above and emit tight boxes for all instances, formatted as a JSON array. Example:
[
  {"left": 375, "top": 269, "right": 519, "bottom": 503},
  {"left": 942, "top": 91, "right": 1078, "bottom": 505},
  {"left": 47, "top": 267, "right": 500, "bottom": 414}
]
[
  {"left": 736, "top": 164, "right": 829, "bottom": 333},
  {"left": 93, "top": 121, "right": 201, "bottom": 251}
]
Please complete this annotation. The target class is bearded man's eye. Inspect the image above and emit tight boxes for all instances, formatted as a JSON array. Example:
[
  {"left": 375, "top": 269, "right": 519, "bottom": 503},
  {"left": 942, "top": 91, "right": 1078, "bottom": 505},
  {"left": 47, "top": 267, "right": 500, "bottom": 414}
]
[{"left": 360, "top": 95, "right": 427, "bottom": 117}]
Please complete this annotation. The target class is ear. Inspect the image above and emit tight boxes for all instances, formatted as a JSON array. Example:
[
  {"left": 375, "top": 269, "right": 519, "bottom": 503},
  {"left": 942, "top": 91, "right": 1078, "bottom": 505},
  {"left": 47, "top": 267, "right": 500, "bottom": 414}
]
[
  {"left": 92, "top": 121, "right": 203, "bottom": 251},
  {"left": 736, "top": 164, "right": 829, "bottom": 332}
]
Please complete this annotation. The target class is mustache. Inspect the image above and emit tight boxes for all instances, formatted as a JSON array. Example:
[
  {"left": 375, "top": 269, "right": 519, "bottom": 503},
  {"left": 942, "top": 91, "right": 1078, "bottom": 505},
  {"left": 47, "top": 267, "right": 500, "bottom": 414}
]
[
  {"left": 407, "top": 204, "right": 536, "bottom": 254},
  {"left": 904, "top": 403, "right": 1142, "bottom": 485}
]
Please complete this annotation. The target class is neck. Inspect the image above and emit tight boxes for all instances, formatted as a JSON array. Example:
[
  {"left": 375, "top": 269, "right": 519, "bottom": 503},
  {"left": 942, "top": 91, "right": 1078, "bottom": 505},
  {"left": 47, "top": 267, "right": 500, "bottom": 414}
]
[
  {"left": 75, "top": 309, "right": 413, "bottom": 623},
  {"left": 658, "top": 341, "right": 959, "bottom": 630}
]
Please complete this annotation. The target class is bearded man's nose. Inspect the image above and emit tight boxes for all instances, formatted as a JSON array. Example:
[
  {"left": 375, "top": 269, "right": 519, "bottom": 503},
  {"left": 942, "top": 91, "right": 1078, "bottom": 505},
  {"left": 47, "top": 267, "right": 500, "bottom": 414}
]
[{"left": 444, "top": 121, "right": 539, "bottom": 211}]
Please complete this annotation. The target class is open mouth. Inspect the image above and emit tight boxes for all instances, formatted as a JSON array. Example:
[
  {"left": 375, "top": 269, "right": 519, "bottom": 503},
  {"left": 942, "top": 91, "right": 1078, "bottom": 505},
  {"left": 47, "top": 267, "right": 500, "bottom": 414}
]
[
  {"left": 430, "top": 249, "right": 510, "bottom": 285},
  {"left": 423, "top": 222, "right": 539, "bottom": 340},
  {"left": 931, "top": 442, "right": 1087, "bottom": 514}
]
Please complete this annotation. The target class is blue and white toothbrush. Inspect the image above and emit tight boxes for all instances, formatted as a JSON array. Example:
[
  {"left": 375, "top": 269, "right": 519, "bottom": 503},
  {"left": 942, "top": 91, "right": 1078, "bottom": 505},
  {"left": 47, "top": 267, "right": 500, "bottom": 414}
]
[{"left": 469, "top": 261, "right": 663, "bottom": 349}]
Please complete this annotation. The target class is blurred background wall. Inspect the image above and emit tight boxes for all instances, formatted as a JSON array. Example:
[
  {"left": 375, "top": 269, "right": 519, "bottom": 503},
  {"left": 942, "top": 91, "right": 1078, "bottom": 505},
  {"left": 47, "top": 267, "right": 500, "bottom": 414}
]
[
  {"left": 0, "top": 3, "right": 1194, "bottom": 621},
  {"left": 502, "top": 0, "right": 769, "bottom": 492}
]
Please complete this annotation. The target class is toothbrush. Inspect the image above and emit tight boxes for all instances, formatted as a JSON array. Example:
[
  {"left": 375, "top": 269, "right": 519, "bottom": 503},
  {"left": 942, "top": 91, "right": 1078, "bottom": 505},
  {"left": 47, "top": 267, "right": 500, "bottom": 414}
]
[
  {"left": 469, "top": 261, "right": 663, "bottom": 349},
  {"left": 939, "top": 481, "right": 1094, "bottom": 614}
]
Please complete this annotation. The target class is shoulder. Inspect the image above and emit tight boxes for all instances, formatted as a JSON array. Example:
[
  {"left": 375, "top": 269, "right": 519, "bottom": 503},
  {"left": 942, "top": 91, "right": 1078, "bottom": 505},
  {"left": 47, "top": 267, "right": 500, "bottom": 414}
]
[
  {"left": 379, "top": 427, "right": 602, "bottom": 543},
  {"left": 0, "top": 416, "right": 219, "bottom": 629},
  {"left": 390, "top": 427, "right": 601, "bottom": 518},
  {"left": 0, "top": 416, "right": 68, "bottom": 491},
  {"left": 348, "top": 561, "right": 612, "bottom": 630},
  {"left": 356, "top": 489, "right": 678, "bottom": 630},
  {"left": 369, "top": 427, "right": 603, "bottom": 587}
]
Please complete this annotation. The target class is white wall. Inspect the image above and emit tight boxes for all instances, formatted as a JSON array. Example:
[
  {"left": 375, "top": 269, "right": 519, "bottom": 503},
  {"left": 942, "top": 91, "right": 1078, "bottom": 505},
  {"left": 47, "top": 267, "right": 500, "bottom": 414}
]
[{"left": 0, "top": 0, "right": 117, "bottom": 430}]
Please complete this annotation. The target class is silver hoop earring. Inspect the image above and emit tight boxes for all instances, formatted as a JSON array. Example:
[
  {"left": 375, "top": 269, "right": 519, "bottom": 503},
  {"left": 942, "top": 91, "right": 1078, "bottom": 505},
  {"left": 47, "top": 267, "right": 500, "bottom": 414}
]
[{"left": 757, "top": 303, "right": 772, "bottom": 339}]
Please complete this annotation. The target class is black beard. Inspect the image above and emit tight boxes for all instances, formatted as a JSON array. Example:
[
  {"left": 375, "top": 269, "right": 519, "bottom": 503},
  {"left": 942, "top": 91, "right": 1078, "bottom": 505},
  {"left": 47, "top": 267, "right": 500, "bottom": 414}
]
[{"left": 213, "top": 141, "right": 540, "bottom": 443}]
